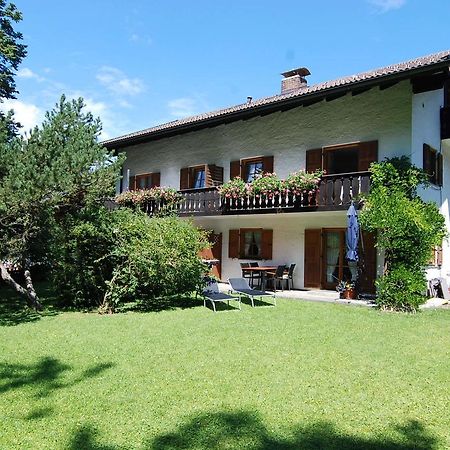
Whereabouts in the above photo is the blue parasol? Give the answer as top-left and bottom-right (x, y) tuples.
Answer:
(346, 202), (359, 262)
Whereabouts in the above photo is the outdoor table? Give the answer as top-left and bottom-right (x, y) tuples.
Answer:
(244, 266), (277, 290)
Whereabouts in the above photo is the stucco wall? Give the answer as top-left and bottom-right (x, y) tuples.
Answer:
(121, 81), (412, 188)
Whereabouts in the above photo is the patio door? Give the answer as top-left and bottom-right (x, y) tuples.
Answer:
(321, 229), (355, 290)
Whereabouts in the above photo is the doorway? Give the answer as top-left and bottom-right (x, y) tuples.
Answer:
(321, 228), (356, 290)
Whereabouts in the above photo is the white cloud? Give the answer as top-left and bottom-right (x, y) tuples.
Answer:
(129, 33), (152, 45)
(96, 66), (145, 97)
(0, 99), (43, 132)
(367, 0), (406, 13)
(167, 97), (199, 118)
(17, 67), (45, 82)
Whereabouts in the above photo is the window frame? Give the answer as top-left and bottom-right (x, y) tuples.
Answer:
(242, 157), (264, 183)
(192, 166), (206, 189)
(240, 228), (263, 259)
(423, 144), (443, 186)
(131, 172), (158, 191)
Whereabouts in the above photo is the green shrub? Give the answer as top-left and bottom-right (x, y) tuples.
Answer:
(376, 265), (426, 313)
(53, 207), (209, 311)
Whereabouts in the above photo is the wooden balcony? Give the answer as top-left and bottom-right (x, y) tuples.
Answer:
(173, 171), (370, 217)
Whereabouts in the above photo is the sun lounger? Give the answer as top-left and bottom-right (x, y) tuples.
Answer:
(228, 278), (276, 307)
(203, 281), (240, 312)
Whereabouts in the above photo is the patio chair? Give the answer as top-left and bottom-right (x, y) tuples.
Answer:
(228, 278), (276, 307)
(249, 262), (262, 288)
(266, 265), (287, 291)
(240, 262), (252, 280)
(203, 281), (240, 312)
(284, 263), (296, 290)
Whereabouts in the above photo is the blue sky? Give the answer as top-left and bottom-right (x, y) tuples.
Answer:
(3, 0), (450, 139)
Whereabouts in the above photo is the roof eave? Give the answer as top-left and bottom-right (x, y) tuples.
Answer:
(103, 60), (450, 150)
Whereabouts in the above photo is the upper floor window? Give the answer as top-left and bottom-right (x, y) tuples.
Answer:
(423, 144), (443, 186)
(193, 167), (206, 188)
(230, 156), (274, 181)
(244, 159), (264, 182)
(180, 164), (224, 190)
(306, 141), (378, 174)
(129, 172), (160, 191)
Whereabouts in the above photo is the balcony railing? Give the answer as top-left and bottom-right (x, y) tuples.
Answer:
(174, 171), (370, 216)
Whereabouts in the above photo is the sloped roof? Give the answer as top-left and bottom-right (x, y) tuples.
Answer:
(103, 50), (450, 148)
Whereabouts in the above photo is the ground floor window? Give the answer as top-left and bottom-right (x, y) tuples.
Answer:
(228, 228), (272, 260)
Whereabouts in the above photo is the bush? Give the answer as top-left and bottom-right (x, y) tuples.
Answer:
(376, 265), (426, 312)
(53, 207), (209, 311)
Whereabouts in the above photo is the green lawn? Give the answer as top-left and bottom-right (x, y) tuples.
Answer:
(1, 285), (449, 449)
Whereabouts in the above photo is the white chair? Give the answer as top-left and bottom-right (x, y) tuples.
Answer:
(228, 278), (276, 307)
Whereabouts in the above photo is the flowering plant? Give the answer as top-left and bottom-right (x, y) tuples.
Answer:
(116, 187), (182, 208)
(217, 176), (247, 199)
(336, 280), (356, 293)
(250, 172), (283, 198)
(282, 169), (324, 195)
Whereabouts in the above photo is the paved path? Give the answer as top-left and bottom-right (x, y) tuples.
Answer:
(218, 283), (374, 307)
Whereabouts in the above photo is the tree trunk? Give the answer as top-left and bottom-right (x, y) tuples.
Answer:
(0, 262), (43, 310)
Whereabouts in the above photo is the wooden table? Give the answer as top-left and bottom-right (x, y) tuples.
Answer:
(243, 266), (277, 290)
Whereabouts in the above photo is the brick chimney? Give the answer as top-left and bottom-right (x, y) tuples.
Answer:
(281, 67), (311, 94)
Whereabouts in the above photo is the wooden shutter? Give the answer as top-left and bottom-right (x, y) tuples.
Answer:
(437, 153), (443, 186)
(423, 144), (432, 176)
(152, 172), (161, 188)
(128, 175), (136, 191)
(304, 229), (321, 288)
(205, 164), (224, 187)
(359, 231), (377, 294)
(229, 229), (240, 259)
(306, 148), (322, 172)
(261, 229), (273, 260)
(180, 167), (189, 190)
(262, 155), (274, 174)
(230, 160), (241, 179)
(358, 141), (378, 171)
(436, 245), (443, 266)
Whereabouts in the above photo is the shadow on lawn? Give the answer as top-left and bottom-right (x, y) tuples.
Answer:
(68, 411), (441, 450)
(0, 356), (114, 399)
(0, 282), (60, 326)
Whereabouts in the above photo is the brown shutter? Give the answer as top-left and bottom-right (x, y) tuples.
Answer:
(204, 164), (212, 188)
(230, 160), (241, 179)
(306, 148), (322, 172)
(229, 229), (240, 259)
(423, 144), (432, 175)
(359, 231), (377, 294)
(436, 245), (443, 266)
(152, 172), (161, 188)
(180, 167), (189, 190)
(304, 229), (321, 288)
(129, 175), (136, 191)
(262, 155), (274, 174)
(261, 229), (273, 260)
(358, 141), (378, 171)
(437, 153), (443, 186)
(210, 165), (224, 186)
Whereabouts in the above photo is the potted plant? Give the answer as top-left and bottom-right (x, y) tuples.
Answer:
(336, 280), (357, 300)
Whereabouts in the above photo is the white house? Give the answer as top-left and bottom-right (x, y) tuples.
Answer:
(103, 50), (450, 293)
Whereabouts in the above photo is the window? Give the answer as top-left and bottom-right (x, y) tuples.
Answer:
(180, 165), (224, 190)
(193, 167), (206, 188)
(423, 144), (443, 186)
(306, 141), (378, 174)
(129, 172), (160, 191)
(228, 228), (273, 260)
(244, 160), (263, 182)
(230, 156), (274, 181)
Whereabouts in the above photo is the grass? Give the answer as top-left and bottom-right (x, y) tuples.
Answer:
(1, 284), (449, 449)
